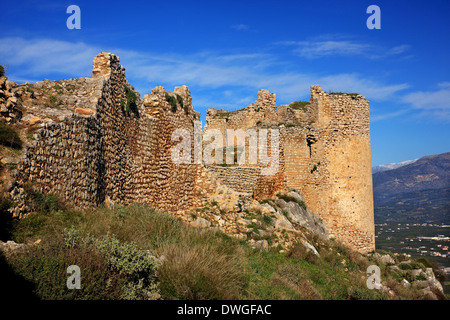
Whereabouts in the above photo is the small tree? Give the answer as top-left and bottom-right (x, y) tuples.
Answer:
(0, 65), (5, 77)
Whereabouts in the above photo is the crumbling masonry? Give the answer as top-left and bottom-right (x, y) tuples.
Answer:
(5, 53), (375, 253)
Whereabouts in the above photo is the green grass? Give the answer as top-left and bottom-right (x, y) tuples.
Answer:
(123, 85), (139, 118)
(1, 201), (434, 300)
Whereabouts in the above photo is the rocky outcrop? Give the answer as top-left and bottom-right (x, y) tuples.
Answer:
(273, 190), (328, 240)
(0, 76), (24, 123)
(0, 239), (41, 252)
(369, 253), (446, 300)
(178, 188), (328, 253)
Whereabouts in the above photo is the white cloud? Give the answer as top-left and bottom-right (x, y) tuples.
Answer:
(231, 24), (250, 31)
(277, 37), (411, 60)
(0, 37), (99, 78)
(403, 86), (450, 111)
(0, 36), (409, 107)
(370, 109), (408, 122)
(401, 85), (450, 121)
(438, 81), (450, 89)
(386, 45), (411, 55)
(293, 40), (371, 58)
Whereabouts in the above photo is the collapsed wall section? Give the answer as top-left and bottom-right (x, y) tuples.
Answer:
(204, 89), (286, 200)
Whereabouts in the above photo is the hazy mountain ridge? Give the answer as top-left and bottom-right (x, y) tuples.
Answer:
(372, 159), (418, 174)
(373, 152), (450, 224)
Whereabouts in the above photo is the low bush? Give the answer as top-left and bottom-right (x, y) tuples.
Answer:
(289, 101), (309, 111)
(0, 120), (22, 149)
(6, 235), (129, 299)
(165, 93), (177, 112)
(286, 242), (318, 265)
(124, 85), (139, 118)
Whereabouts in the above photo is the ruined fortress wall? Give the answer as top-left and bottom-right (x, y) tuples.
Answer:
(204, 89), (286, 200)
(204, 89), (278, 141)
(93, 55), (201, 213)
(204, 165), (259, 194)
(17, 116), (101, 210)
(16, 53), (137, 211)
(205, 85), (374, 253)
(139, 86), (199, 212)
(284, 86), (375, 253)
(321, 92), (374, 252)
(15, 53), (200, 215)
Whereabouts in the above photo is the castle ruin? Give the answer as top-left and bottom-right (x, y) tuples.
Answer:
(3, 53), (375, 253)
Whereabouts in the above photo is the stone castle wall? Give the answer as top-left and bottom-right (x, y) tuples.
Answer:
(278, 87), (374, 252)
(15, 53), (201, 215)
(204, 86), (375, 253)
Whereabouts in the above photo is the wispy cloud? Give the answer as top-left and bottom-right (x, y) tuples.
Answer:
(230, 24), (250, 31)
(277, 36), (411, 60)
(0, 37), (99, 78)
(371, 109), (409, 122)
(0, 37), (409, 108)
(402, 83), (450, 121)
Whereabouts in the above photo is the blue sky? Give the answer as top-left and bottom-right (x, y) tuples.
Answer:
(0, 0), (449, 166)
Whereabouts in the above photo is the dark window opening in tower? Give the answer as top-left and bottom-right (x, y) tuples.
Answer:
(306, 135), (317, 158)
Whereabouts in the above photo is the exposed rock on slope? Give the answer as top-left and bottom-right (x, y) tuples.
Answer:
(178, 188), (328, 252)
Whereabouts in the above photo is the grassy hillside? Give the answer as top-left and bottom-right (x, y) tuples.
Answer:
(0, 197), (443, 300)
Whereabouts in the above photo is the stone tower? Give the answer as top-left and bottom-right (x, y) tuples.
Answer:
(283, 85), (375, 253)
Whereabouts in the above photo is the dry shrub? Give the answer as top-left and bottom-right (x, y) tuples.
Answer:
(157, 243), (246, 300)
(5, 235), (129, 300)
(286, 242), (318, 264)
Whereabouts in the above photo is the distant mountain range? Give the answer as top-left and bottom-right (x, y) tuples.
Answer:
(373, 152), (450, 224)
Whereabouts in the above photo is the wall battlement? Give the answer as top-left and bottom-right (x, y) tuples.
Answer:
(4, 52), (375, 253)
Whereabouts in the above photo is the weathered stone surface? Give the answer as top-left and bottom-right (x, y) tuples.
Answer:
(401, 279), (411, 289)
(301, 240), (320, 257)
(1, 157), (19, 165)
(75, 107), (95, 115)
(191, 217), (211, 228)
(274, 193), (328, 240)
(379, 254), (396, 265)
